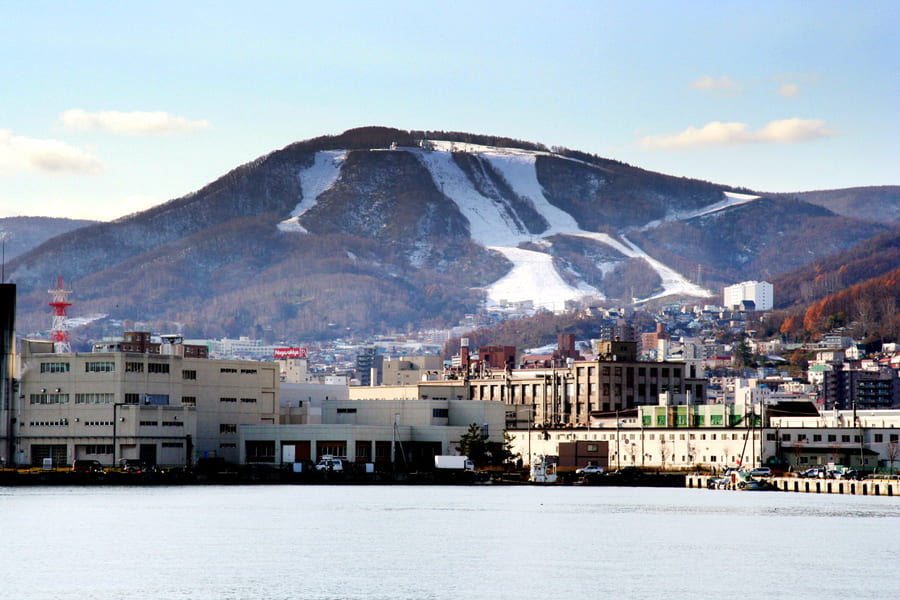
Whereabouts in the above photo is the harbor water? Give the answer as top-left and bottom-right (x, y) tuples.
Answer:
(1, 485), (897, 600)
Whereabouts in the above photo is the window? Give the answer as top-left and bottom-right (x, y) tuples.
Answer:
(891, 434), (899, 443)
(798, 434), (807, 442)
(181, 396), (197, 406)
(782, 433), (791, 441)
(125, 362), (144, 373)
(241, 369), (257, 374)
(161, 421), (182, 427)
(85, 420), (113, 427)
(767, 433), (776, 441)
(661, 368), (669, 377)
(85, 361), (115, 373)
(148, 362), (169, 374)
(145, 394), (170, 406)
(40, 362), (69, 373)
(240, 398), (257, 403)
(84, 444), (114, 455)
(841, 435), (850, 442)
(220, 397), (237, 403)
(874, 434), (883, 443)
(246, 441), (275, 462)
(587, 444), (598, 452)
(124, 393), (140, 404)
(432, 408), (449, 418)
(140, 421), (159, 427)
(828, 434), (837, 442)
(182, 370), (196, 380)
(30, 393), (69, 405)
(219, 443), (236, 449)
(75, 393), (115, 404)
(220, 424), (237, 434)
(220, 367), (237, 374)
(162, 442), (184, 448)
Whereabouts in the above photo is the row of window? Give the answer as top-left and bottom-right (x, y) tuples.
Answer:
(574, 366), (684, 379)
(84, 445), (114, 455)
(220, 397), (257, 403)
(75, 393), (115, 404)
(28, 420), (67, 427)
(30, 393), (69, 405)
(40, 362), (261, 380)
(775, 432), (899, 443)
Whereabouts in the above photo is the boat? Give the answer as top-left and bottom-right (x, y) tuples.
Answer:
(714, 469), (769, 491)
(530, 455), (557, 484)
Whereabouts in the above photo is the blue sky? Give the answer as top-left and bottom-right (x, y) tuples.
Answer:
(0, 1), (896, 221)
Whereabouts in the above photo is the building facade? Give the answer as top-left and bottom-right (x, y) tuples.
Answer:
(470, 341), (708, 428)
(13, 335), (279, 467)
(240, 398), (506, 470)
(723, 280), (773, 312)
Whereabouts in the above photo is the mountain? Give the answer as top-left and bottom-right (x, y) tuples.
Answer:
(771, 186), (900, 224)
(772, 224), (900, 309)
(0, 216), (96, 261)
(5, 126), (892, 342)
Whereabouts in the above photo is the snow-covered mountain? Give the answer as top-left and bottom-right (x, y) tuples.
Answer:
(6, 127), (889, 340)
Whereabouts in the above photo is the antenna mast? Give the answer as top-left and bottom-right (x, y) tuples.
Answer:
(48, 275), (72, 354)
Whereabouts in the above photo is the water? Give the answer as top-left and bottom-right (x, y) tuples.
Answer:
(0, 485), (897, 600)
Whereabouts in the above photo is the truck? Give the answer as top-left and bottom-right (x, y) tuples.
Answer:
(434, 455), (474, 471)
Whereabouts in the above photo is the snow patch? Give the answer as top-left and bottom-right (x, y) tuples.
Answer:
(277, 151), (347, 233)
(486, 246), (597, 311)
(412, 145), (711, 307)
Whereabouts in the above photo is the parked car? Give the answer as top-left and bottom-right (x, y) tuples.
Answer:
(315, 456), (350, 472)
(798, 468), (824, 478)
(576, 465), (605, 475)
(840, 470), (867, 480)
(748, 467), (773, 478)
(118, 458), (150, 473)
(72, 459), (104, 474)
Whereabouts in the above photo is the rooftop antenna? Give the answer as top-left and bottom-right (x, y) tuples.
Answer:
(48, 275), (73, 353)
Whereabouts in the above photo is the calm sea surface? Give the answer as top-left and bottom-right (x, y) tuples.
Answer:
(0, 484), (897, 600)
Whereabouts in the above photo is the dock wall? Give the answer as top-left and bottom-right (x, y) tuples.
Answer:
(686, 474), (899, 496)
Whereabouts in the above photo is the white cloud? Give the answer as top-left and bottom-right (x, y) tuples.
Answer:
(777, 83), (801, 97)
(0, 129), (104, 175)
(691, 75), (740, 93)
(640, 118), (833, 150)
(61, 109), (210, 136)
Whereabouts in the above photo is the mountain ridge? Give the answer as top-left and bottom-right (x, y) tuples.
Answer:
(5, 127), (893, 342)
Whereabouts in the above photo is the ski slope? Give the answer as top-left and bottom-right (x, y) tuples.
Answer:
(281, 143), (717, 310)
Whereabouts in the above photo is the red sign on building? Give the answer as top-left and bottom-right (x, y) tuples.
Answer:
(274, 347), (307, 359)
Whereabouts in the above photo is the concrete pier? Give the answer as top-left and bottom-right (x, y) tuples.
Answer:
(686, 473), (899, 496)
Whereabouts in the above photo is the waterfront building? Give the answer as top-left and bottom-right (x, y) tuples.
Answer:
(240, 398), (506, 470)
(508, 403), (900, 473)
(12, 333), (279, 467)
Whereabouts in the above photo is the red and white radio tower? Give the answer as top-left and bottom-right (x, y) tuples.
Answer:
(48, 275), (72, 354)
